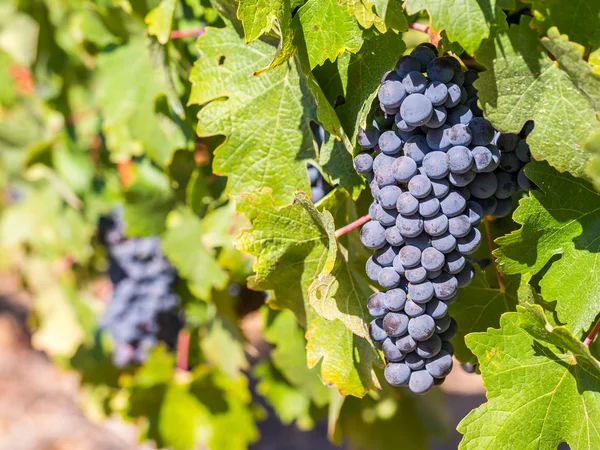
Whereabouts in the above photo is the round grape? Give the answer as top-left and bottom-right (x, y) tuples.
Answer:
(402, 71), (427, 94)
(470, 117), (495, 145)
(470, 172), (498, 199)
(456, 262), (475, 287)
(360, 220), (387, 249)
(435, 315), (451, 334)
(385, 362), (411, 386)
(448, 214), (471, 238)
(405, 352), (425, 370)
(353, 152), (374, 174)
(418, 195), (440, 217)
(410, 46), (436, 71)
(375, 165), (396, 187)
(446, 105), (473, 126)
(444, 251), (466, 274)
(381, 70), (402, 83)
(383, 312), (409, 337)
(400, 93), (434, 127)
(367, 292), (387, 317)
(422, 151), (449, 179)
(426, 125), (452, 151)
(465, 200), (483, 225)
(395, 55), (422, 77)
(408, 281), (434, 304)
(500, 151), (521, 173)
(366, 256), (382, 282)
(440, 191), (467, 217)
(426, 350), (453, 378)
(427, 106), (447, 129)
(372, 152), (397, 172)
(384, 289), (406, 311)
(392, 156), (418, 182)
(408, 174), (432, 198)
(404, 135), (432, 165)
(430, 231), (456, 253)
(379, 185), (402, 209)
(456, 228), (482, 254)
(437, 318), (458, 341)
(357, 128), (380, 148)
(447, 124), (472, 146)
(425, 81), (448, 106)
(497, 133), (518, 152)
(375, 204), (398, 226)
(378, 80), (406, 108)
(378, 267), (401, 288)
(425, 298), (448, 320)
(448, 170), (476, 187)
(383, 337), (405, 361)
(396, 333), (417, 353)
(396, 192), (419, 215)
(369, 319), (387, 342)
(444, 83), (462, 108)
(471, 146), (493, 172)
(517, 168), (535, 191)
(378, 130), (402, 155)
(408, 315), (435, 341)
(392, 255), (405, 275)
(421, 247), (445, 271)
(374, 244), (398, 266)
(432, 273), (458, 300)
(385, 226), (405, 246)
(495, 171), (516, 199)
(404, 297), (426, 317)
(398, 245), (422, 268)
(447, 146), (473, 174)
(492, 198), (513, 218)
(430, 177), (450, 198)
(405, 265), (427, 283)
(516, 140), (531, 163)
(475, 196), (497, 217)
(416, 334), (442, 359)
(427, 57), (454, 83)
(397, 214), (424, 238)
(423, 212), (449, 236)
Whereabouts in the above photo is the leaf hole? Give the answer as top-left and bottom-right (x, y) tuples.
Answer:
(334, 95), (345, 108)
(218, 55), (226, 66)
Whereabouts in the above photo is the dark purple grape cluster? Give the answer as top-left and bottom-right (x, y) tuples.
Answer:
(353, 44), (533, 394)
(98, 210), (182, 367)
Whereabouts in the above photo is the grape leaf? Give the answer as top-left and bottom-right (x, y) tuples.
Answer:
(405, 0), (513, 54)
(162, 208), (229, 300)
(524, 0), (600, 50)
(145, 0), (176, 44)
(295, 0), (363, 70)
(339, 0), (407, 33)
(189, 26), (315, 206)
(494, 161), (600, 334)
(475, 20), (600, 177)
(458, 304), (600, 449)
(96, 38), (189, 165)
(585, 129), (600, 190)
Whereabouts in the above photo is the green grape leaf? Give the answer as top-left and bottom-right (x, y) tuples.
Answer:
(405, 0), (513, 54)
(458, 304), (600, 449)
(339, 0), (407, 33)
(495, 161), (600, 334)
(295, 0), (363, 70)
(451, 265), (519, 363)
(312, 32), (405, 146)
(525, 0), (600, 50)
(96, 38), (190, 165)
(585, 129), (600, 189)
(145, 0), (177, 45)
(162, 208), (229, 300)
(189, 26), (315, 206)
(475, 21), (600, 177)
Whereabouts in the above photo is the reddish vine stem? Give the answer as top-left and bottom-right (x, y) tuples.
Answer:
(176, 329), (190, 370)
(483, 218), (505, 292)
(407, 22), (440, 46)
(335, 214), (370, 238)
(584, 320), (600, 346)
(170, 28), (205, 39)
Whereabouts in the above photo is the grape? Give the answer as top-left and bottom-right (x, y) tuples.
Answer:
(404, 298), (426, 317)
(430, 231), (456, 253)
(456, 262), (475, 287)
(360, 220), (387, 249)
(403, 71), (428, 94)
(432, 273), (458, 300)
(400, 93), (434, 126)
(416, 334), (442, 358)
(427, 269), (442, 280)
(464, 69), (478, 85)
(494, 171), (516, 199)
(437, 318), (458, 341)
(378, 80), (406, 108)
(373, 153), (397, 172)
(385, 362), (411, 386)
(378, 130), (402, 155)
(444, 83), (462, 108)
(465, 200), (483, 225)
(379, 185), (402, 209)
(369, 319), (387, 342)
(405, 265), (427, 283)
(421, 247), (445, 271)
(367, 292), (387, 317)
(410, 46), (436, 71)
(492, 198), (513, 218)
(440, 191), (467, 217)
(396, 214), (424, 238)
(497, 133), (518, 152)
(471, 146), (493, 172)
(405, 352), (425, 370)
(396, 55), (422, 77)
(353, 152), (374, 174)
(396, 333), (417, 353)
(427, 57), (454, 83)
(468, 97), (483, 117)
(475, 196), (497, 217)
(383, 312), (409, 337)
(384, 289), (407, 311)
(409, 315), (436, 341)
(357, 128), (380, 148)
(430, 177), (450, 198)
(308, 166), (320, 184)
(381, 70), (402, 83)
(375, 165), (396, 187)
(408, 281), (434, 303)
(444, 251), (466, 274)
(366, 256), (382, 282)
(425, 298), (448, 320)
(392, 156), (418, 182)
(470, 172), (498, 199)
(398, 245), (422, 268)
(418, 195), (440, 217)
(500, 151), (520, 173)
(374, 244), (398, 266)
(396, 192), (419, 215)
(426, 351), (453, 378)
(422, 151), (449, 179)
(423, 212), (449, 236)
(448, 170), (476, 187)
(469, 117), (495, 145)
(393, 255), (405, 275)
(451, 69), (465, 86)
(465, 85), (478, 99)
(447, 124), (472, 146)
(447, 146), (473, 174)
(383, 337), (405, 361)
(404, 135), (432, 165)
(516, 140), (531, 162)
(426, 105), (447, 129)
(408, 174), (433, 198)
(378, 267), (401, 288)
(375, 106), (396, 128)
(448, 214), (471, 238)
(456, 228), (482, 254)
(426, 125), (452, 151)
(405, 234), (431, 250)
(385, 226), (405, 246)
(425, 81), (448, 106)
(517, 168), (535, 191)
(376, 204), (398, 226)
(434, 315), (451, 334)
(446, 105), (473, 126)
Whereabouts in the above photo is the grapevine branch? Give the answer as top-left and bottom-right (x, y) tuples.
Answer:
(483, 218), (505, 291)
(584, 319), (600, 346)
(170, 28), (205, 39)
(408, 22), (440, 46)
(335, 214), (370, 238)
(176, 329), (190, 371)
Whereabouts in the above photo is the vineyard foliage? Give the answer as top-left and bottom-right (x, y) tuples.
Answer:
(0, 0), (599, 449)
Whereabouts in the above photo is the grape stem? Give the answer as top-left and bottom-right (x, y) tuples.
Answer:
(584, 319), (600, 346)
(483, 218), (505, 292)
(176, 329), (190, 371)
(335, 214), (371, 238)
(170, 28), (205, 39)
(407, 22), (440, 46)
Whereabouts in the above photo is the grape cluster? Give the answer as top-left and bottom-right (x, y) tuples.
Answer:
(308, 164), (332, 202)
(353, 44), (533, 394)
(98, 210), (183, 367)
